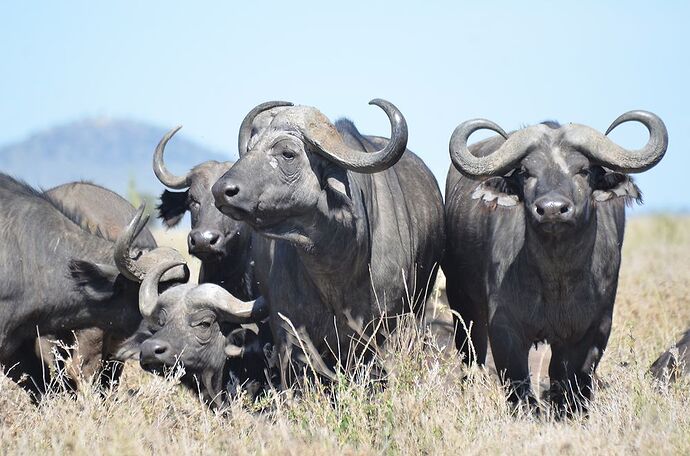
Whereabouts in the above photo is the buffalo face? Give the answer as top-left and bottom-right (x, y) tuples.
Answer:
(212, 100), (408, 244)
(134, 262), (269, 402)
(450, 113), (665, 239)
(212, 129), (324, 235)
(138, 288), (229, 376)
(153, 128), (244, 260)
(512, 140), (639, 236)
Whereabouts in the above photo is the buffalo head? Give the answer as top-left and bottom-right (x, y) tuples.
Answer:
(134, 261), (269, 402)
(211, 99), (407, 244)
(449, 111), (668, 236)
(68, 205), (189, 339)
(152, 129), (237, 260)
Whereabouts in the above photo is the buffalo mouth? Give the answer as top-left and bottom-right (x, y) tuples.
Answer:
(139, 356), (182, 375)
(534, 220), (577, 236)
(216, 202), (288, 232)
(188, 244), (227, 261)
(217, 203), (253, 222)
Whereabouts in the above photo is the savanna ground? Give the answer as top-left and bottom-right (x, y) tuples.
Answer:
(1, 216), (689, 455)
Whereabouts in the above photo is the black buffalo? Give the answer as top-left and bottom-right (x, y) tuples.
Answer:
(132, 260), (271, 407)
(0, 174), (187, 398)
(152, 109), (287, 300)
(140, 113), (288, 403)
(212, 100), (445, 384)
(32, 182), (158, 391)
(651, 329), (690, 382)
(443, 111), (667, 414)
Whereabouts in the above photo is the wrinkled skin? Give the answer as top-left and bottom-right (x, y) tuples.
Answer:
(213, 112), (445, 385)
(651, 329), (690, 382)
(0, 174), (178, 400)
(31, 182), (158, 392)
(134, 285), (273, 406)
(443, 122), (642, 415)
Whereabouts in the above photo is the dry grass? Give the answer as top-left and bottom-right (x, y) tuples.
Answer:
(1, 216), (689, 455)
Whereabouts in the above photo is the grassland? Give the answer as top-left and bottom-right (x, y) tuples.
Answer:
(1, 216), (689, 455)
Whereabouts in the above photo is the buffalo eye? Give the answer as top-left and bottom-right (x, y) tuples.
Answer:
(577, 168), (590, 178)
(281, 150), (296, 160)
(189, 200), (200, 211)
(156, 310), (167, 328)
(195, 320), (212, 329)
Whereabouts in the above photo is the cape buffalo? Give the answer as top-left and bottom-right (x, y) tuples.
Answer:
(132, 260), (270, 407)
(443, 111), (667, 414)
(0, 174), (187, 398)
(146, 112), (289, 402)
(212, 99), (445, 384)
(33, 182), (158, 391)
(651, 329), (690, 382)
(152, 106), (289, 300)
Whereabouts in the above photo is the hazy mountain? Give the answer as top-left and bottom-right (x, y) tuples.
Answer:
(0, 117), (229, 198)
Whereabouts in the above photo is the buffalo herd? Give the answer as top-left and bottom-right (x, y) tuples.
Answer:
(0, 99), (681, 417)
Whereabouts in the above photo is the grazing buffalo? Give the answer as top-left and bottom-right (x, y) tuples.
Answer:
(0, 174), (187, 398)
(212, 100), (445, 383)
(130, 261), (271, 407)
(32, 182), (158, 391)
(651, 329), (690, 382)
(443, 111), (667, 414)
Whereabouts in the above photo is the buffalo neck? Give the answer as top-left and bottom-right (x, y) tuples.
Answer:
(199, 229), (255, 300)
(522, 212), (598, 291)
(291, 183), (367, 282)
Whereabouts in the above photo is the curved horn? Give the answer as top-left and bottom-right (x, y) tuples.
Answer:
(139, 260), (185, 318)
(449, 119), (551, 177)
(238, 101), (294, 156)
(563, 110), (668, 173)
(191, 285), (269, 324)
(114, 205), (150, 282)
(305, 98), (408, 173)
(153, 126), (189, 189)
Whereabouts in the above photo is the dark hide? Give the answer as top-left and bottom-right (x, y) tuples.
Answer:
(213, 116), (445, 385)
(0, 175), (146, 398)
(443, 123), (642, 415)
(124, 284), (275, 408)
(651, 329), (690, 382)
(27, 182), (159, 392)
(157, 161), (259, 301)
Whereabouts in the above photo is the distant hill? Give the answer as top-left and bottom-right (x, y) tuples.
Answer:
(0, 117), (229, 198)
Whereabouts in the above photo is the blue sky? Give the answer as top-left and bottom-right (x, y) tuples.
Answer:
(1, 1), (688, 211)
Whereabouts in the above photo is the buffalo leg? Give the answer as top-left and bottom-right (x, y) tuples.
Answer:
(5, 340), (50, 401)
(488, 311), (533, 405)
(548, 316), (612, 417)
(447, 283), (488, 365)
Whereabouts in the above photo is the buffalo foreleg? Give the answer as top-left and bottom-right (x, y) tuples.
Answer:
(548, 315), (612, 417)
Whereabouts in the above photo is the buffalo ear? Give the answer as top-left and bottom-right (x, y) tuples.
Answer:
(224, 327), (263, 359)
(322, 165), (353, 208)
(472, 176), (521, 208)
(157, 190), (188, 227)
(68, 260), (119, 301)
(592, 168), (642, 204)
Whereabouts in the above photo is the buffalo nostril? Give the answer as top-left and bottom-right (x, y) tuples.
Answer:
(560, 205), (570, 214)
(154, 344), (168, 355)
(536, 206), (545, 216)
(208, 233), (220, 245)
(189, 236), (196, 246)
(224, 185), (239, 198)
